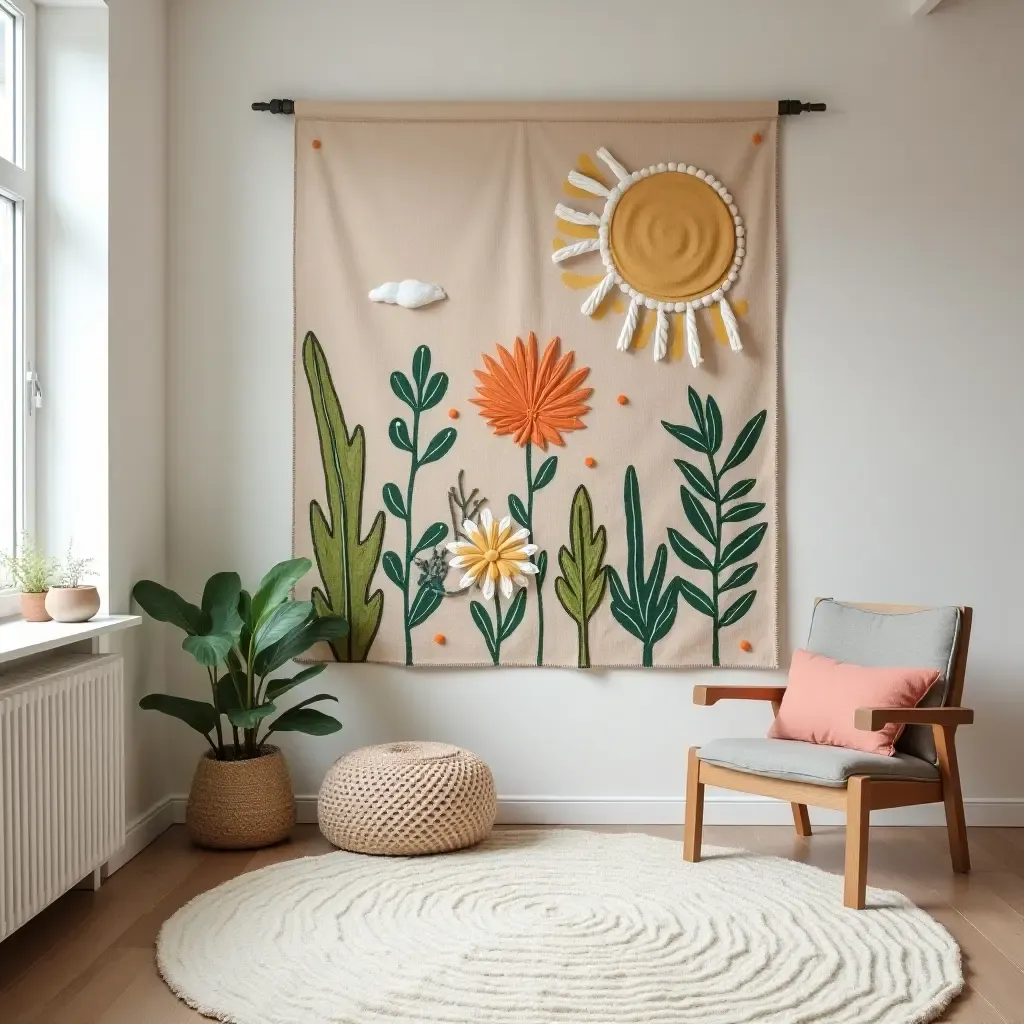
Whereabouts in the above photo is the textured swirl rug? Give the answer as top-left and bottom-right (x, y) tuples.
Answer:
(157, 830), (961, 1024)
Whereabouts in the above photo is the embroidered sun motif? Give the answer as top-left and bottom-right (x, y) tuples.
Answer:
(446, 508), (539, 602)
(552, 148), (746, 366)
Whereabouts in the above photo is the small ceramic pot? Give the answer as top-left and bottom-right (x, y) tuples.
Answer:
(186, 745), (296, 850)
(20, 591), (51, 622)
(44, 586), (101, 623)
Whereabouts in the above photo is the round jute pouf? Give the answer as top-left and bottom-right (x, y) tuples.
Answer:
(157, 831), (963, 1024)
(317, 741), (496, 855)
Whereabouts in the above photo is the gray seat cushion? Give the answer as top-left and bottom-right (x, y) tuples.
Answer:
(805, 600), (960, 763)
(698, 737), (939, 788)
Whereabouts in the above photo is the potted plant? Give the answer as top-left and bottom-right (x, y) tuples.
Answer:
(133, 557), (348, 849)
(0, 533), (59, 621)
(45, 542), (100, 623)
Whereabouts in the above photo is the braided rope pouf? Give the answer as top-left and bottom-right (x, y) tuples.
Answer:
(157, 830), (961, 1024)
(317, 742), (497, 855)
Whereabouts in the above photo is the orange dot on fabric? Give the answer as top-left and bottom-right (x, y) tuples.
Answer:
(617, 394), (629, 405)
(312, 139), (322, 150)
(740, 640), (753, 652)
(585, 457), (597, 468)
(752, 133), (763, 146)
(447, 408), (459, 420)
(433, 633), (446, 645)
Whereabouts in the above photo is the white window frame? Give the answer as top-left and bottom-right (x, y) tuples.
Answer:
(0, 0), (34, 618)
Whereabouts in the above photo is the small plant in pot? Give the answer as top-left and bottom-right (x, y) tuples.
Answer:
(46, 542), (100, 623)
(0, 533), (59, 621)
(134, 558), (348, 850)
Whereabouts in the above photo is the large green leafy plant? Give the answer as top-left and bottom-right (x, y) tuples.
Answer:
(134, 559), (348, 760)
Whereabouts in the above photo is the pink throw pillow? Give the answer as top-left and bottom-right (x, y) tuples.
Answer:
(768, 649), (940, 756)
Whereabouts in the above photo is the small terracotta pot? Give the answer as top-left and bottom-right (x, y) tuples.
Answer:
(20, 591), (51, 622)
(45, 586), (101, 623)
(186, 745), (296, 850)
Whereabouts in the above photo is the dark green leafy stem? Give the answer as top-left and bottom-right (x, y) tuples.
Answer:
(554, 485), (608, 668)
(508, 442), (556, 665)
(605, 466), (682, 667)
(302, 332), (386, 661)
(382, 345), (457, 665)
(663, 387), (767, 666)
(470, 588), (527, 665)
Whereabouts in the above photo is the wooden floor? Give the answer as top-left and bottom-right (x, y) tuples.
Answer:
(1, 824), (1023, 1023)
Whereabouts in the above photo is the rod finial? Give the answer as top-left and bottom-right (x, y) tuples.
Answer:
(778, 99), (827, 116)
(252, 99), (295, 115)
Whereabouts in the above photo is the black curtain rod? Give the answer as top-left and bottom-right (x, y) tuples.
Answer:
(251, 99), (826, 116)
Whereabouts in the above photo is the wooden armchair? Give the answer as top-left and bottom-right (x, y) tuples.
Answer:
(683, 600), (974, 909)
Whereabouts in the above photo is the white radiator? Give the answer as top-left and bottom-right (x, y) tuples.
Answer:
(0, 652), (124, 940)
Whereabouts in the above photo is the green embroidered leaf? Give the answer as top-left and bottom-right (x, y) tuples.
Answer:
(390, 371), (417, 409)
(661, 421), (707, 453)
(382, 483), (407, 520)
(687, 386), (707, 443)
(721, 501), (766, 524)
(413, 522), (448, 555)
(303, 332), (386, 662)
(389, 417), (413, 453)
(508, 493), (530, 529)
(718, 523), (768, 570)
(608, 467), (681, 664)
(419, 427), (457, 466)
(408, 585), (444, 628)
(720, 562), (757, 592)
(420, 372), (449, 411)
(498, 588), (528, 642)
(536, 549), (548, 588)
(719, 590), (757, 627)
(382, 551), (404, 589)
(675, 460), (715, 502)
(533, 456), (558, 491)
(668, 528), (714, 572)
(680, 487), (717, 547)
(554, 485), (607, 668)
(470, 600), (497, 660)
(678, 579), (715, 618)
(705, 395), (724, 455)
(721, 409), (767, 474)
(412, 345), (431, 394)
(722, 478), (756, 502)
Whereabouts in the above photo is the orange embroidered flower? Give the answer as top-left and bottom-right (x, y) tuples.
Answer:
(470, 332), (592, 449)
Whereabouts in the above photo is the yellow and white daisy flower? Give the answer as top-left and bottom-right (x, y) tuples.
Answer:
(446, 508), (539, 602)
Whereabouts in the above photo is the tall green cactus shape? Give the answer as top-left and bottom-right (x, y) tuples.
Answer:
(302, 331), (386, 661)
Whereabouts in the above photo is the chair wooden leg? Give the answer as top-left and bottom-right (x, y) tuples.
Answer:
(844, 776), (871, 909)
(791, 803), (812, 837)
(934, 725), (970, 874)
(683, 747), (704, 864)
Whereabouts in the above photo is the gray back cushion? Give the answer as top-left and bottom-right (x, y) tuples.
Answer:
(805, 601), (961, 763)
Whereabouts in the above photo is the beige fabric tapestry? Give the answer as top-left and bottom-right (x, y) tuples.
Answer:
(293, 101), (779, 669)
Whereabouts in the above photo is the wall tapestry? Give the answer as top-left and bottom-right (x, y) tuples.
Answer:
(293, 101), (779, 669)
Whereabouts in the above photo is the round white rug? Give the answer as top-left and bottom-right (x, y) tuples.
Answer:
(157, 830), (961, 1024)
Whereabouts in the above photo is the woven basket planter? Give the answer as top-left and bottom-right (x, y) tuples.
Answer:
(187, 746), (296, 850)
(318, 742), (497, 856)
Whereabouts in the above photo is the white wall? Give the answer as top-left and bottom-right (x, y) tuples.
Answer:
(166, 0), (1024, 824)
(107, 0), (169, 830)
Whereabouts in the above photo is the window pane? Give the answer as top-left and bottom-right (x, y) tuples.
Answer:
(0, 197), (14, 557)
(0, 7), (13, 164)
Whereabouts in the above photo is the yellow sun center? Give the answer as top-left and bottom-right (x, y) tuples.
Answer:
(485, 549), (500, 562)
(609, 173), (736, 304)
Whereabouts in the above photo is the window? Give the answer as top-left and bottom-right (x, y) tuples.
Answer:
(0, 0), (32, 607)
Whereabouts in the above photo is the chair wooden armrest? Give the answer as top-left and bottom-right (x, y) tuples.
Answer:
(853, 706), (975, 731)
(693, 685), (787, 707)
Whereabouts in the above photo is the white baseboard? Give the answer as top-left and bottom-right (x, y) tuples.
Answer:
(106, 796), (177, 875)
(161, 794), (1024, 829)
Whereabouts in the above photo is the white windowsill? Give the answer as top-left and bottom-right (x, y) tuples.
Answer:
(0, 615), (142, 666)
